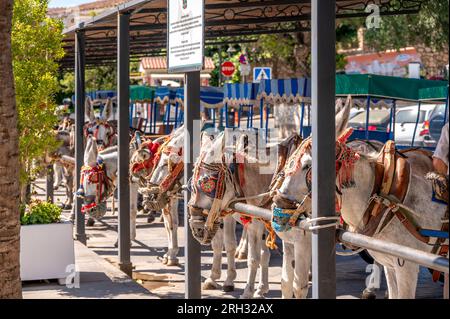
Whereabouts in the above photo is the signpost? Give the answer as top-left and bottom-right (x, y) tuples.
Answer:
(167, 0), (204, 73)
(253, 67), (272, 83)
(167, 0), (204, 299)
(221, 61), (235, 78)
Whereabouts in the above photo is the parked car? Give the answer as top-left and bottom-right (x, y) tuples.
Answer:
(424, 103), (448, 148)
(394, 104), (436, 147)
(348, 109), (391, 132)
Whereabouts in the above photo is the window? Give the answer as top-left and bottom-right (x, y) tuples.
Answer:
(396, 110), (426, 124)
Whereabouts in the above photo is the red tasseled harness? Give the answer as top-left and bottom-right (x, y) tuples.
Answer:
(79, 163), (113, 213)
(131, 141), (161, 175)
(83, 121), (116, 149)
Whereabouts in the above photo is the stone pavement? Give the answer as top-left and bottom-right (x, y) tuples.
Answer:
(22, 241), (156, 299)
(26, 179), (445, 299)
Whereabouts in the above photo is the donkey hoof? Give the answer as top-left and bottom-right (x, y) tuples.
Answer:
(86, 218), (95, 227)
(361, 289), (377, 300)
(222, 285), (234, 292)
(384, 290), (389, 299)
(114, 240), (118, 248)
(203, 279), (219, 290)
(239, 292), (254, 299)
(166, 258), (179, 266)
(64, 204), (72, 210)
(161, 257), (168, 265)
(147, 215), (155, 223)
(237, 252), (247, 260)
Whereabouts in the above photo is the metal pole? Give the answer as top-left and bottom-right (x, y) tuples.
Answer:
(218, 45), (223, 86)
(337, 229), (449, 273)
(45, 165), (54, 203)
(184, 71), (202, 298)
(74, 30), (86, 245)
(365, 95), (371, 140)
(117, 11), (132, 276)
(411, 101), (421, 147)
(311, 0), (336, 299)
(392, 100), (397, 140)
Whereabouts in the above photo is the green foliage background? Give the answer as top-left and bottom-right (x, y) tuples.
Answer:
(12, 0), (65, 186)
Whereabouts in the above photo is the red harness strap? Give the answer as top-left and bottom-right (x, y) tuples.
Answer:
(131, 141), (161, 175)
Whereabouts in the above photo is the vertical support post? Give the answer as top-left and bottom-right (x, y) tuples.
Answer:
(218, 45), (223, 86)
(444, 86), (449, 124)
(411, 101), (421, 147)
(365, 95), (371, 140)
(311, 0), (336, 299)
(117, 11), (132, 276)
(392, 100), (397, 140)
(184, 71), (202, 299)
(74, 30), (86, 245)
(46, 165), (54, 203)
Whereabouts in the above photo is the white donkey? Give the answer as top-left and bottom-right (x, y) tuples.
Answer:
(78, 135), (139, 245)
(188, 128), (296, 298)
(274, 98), (448, 299)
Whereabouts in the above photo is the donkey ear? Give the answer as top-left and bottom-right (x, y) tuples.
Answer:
(135, 131), (142, 147)
(102, 98), (113, 120)
(335, 95), (352, 137)
(84, 136), (98, 166)
(85, 97), (95, 122)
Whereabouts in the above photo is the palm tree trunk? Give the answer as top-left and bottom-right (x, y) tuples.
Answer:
(0, 0), (23, 299)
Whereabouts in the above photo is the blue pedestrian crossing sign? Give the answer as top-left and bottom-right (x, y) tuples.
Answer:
(253, 67), (272, 83)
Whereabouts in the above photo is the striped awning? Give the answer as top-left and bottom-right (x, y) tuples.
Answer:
(141, 57), (215, 71)
(223, 83), (260, 107)
(175, 86), (224, 109)
(154, 86), (178, 105)
(257, 78), (311, 104)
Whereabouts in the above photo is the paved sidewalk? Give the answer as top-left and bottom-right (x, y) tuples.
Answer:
(22, 241), (156, 299)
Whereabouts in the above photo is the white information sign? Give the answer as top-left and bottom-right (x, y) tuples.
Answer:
(167, 0), (204, 73)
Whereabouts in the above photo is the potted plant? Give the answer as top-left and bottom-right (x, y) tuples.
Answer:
(20, 200), (75, 284)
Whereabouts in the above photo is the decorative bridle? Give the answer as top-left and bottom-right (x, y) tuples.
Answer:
(83, 120), (116, 149)
(190, 137), (279, 249)
(76, 158), (114, 213)
(272, 128), (360, 232)
(130, 140), (161, 181)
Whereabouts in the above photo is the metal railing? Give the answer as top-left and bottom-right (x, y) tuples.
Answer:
(228, 202), (449, 274)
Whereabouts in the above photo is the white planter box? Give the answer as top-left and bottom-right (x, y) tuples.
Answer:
(20, 221), (75, 282)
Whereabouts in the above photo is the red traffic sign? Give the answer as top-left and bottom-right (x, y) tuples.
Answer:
(221, 61), (235, 77)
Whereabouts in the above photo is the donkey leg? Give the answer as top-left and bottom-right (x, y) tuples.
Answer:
(129, 183), (138, 241)
(255, 229), (270, 298)
(166, 199), (179, 266)
(236, 227), (248, 260)
(384, 265), (398, 299)
(222, 215), (237, 292)
(394, 261), (419, 299)
(240, 224), (260, 299)
(203, 228), (223, 290)
(53, 162), (63, 189)
(293, 231), (311, 299)
(64, 172), (74, 208)
(281, 240), (295, 299)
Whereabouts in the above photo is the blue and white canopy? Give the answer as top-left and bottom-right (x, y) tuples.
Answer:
(257, 78), (311, 104)
(175, 86), (224, 109)
(154, 86), (178, 105)
(223, 83), (260, 107)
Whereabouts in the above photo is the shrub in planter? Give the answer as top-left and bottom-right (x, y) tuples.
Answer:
(20, 200), (74, 283)
(20, 200), (62, 225)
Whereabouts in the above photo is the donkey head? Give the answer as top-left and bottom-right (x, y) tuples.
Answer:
(273, 95), (353, 216)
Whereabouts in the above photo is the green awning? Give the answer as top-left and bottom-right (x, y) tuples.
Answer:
(418, 85), (449, 101)
(336, 74), (448, 101)
(130, 85), (156, 102)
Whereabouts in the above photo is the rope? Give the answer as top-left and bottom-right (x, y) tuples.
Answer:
(300, 216), (341, 231)
(336, 247), (365, 256)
